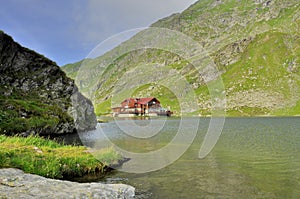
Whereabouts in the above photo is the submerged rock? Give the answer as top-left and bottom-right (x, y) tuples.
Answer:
(0, 168), (135, 199)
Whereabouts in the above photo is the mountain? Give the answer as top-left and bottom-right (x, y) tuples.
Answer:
(62, 0), (300, 116)
(0, 31), (97, 136)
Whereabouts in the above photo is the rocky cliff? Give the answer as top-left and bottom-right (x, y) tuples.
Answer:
(0, 31), (97, 136)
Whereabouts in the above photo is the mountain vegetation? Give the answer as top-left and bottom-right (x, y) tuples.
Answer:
(62, 0), (300, 116)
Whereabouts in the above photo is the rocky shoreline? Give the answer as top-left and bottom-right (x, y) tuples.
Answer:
(0, 168), (135, 199)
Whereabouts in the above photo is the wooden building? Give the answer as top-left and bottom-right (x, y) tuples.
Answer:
(112, 97), (172, 117)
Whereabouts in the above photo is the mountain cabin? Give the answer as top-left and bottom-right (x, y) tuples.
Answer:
(112, 97), (173, 117)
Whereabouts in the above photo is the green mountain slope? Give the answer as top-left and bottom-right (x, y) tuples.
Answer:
(62, 0), (300, 116)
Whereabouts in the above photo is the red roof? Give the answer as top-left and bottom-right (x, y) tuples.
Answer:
(121, 97), (160, 105)
(137, 98), (156, 105)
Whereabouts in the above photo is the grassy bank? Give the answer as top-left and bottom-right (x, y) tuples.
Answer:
(0, 135), (121, 179)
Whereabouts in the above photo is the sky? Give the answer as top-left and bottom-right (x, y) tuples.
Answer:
(0, 0), (198, 66)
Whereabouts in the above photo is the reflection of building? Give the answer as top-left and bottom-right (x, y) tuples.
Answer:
(112, 97), (173, 117)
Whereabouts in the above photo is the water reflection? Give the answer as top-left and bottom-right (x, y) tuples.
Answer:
(66, 117), (300, 198)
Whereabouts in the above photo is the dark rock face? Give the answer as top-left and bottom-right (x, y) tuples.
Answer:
(0, 31), (96, 136)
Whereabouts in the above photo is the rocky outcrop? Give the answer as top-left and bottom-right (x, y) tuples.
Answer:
(0, 168), (135, 199)
(69, 90), (97, 132)
(0, 31), (96, 136)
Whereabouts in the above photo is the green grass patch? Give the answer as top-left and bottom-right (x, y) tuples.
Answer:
(0, 135), (122, 179)
(95, 99), (112, 116)
(226, 106), (270, 117)
(272, 100), (300, 116)
(0, 98), (73, 135)
(61, 60), (83, 79)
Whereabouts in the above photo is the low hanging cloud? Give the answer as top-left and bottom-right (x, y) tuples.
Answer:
(73, 0), (198, 47)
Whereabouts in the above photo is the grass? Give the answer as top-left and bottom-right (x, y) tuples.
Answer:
(0, 135), (122, 179)
(214, 31), (300, 116)
(0, 83), (74, 136)
(272, 100), (300, 116)
(61, 60), (83, 79)
(95, 100), (112, 116)
(0, 98), (73, 135)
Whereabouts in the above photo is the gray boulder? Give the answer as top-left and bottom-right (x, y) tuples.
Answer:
(0, 168), (135, 199)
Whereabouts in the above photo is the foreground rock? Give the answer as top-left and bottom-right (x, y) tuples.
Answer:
(0, 168), (135, 199)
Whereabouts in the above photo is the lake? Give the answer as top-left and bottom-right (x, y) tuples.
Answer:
(72, 117), (300, 198)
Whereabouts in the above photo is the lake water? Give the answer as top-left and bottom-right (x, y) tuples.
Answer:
(73, 117), (300, 198)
